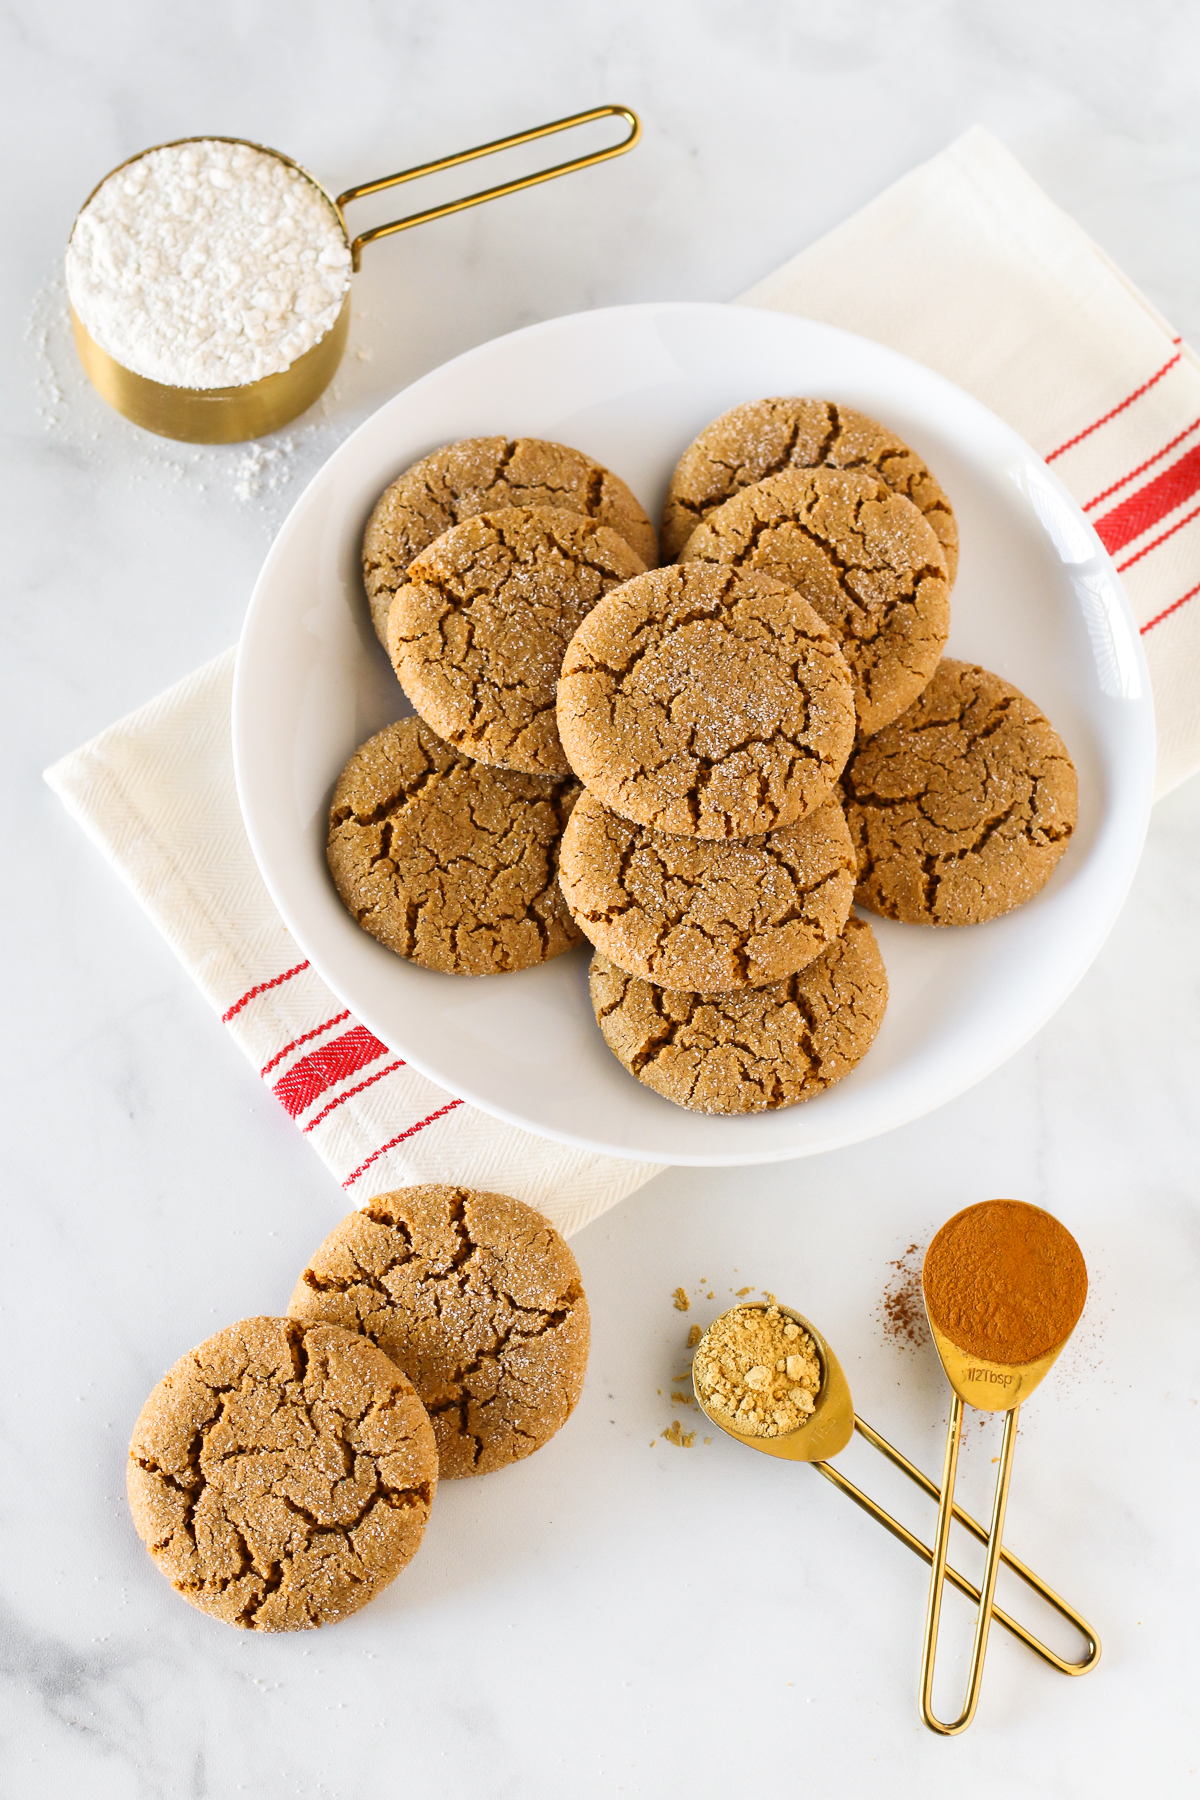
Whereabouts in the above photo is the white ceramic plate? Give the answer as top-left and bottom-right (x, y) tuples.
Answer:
(233, 302), (1154, 1166)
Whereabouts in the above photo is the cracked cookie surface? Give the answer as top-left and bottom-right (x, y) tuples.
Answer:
(680, 467), (951, 737)
(363, 436), (658, 645)
(127, 1317), (437, 1631)
(589, 916), (888, 1113)
(387, 506), (646, 775)
(327, 716), (582, 975)
(287, 1186), (590, 1479)
(660, 397), (958, 577)
(556, 563), (856, 838)
(842, 659), (1078, 925)
(560, 789), (855, 990)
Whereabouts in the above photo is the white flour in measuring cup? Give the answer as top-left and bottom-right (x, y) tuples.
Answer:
(65, 140), (352, 389)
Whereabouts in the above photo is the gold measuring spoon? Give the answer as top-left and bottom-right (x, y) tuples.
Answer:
(68, 107), (640, 443)
(918, 1201), (1090, 1736)
(692, 1301), (1099, 1680)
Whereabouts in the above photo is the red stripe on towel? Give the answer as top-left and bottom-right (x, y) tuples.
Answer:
(222, 960), (310, 1022)
(272, 1025), (390, 1119)
(1084, 417), (1200, 512)
(1094, 444), (1200, 554)
(260, 1010), (352, 1078)
(341, 1100), (465, 1188)
(1141, 579), (1200, 635)
(1115, 501), (1200, 573)
(300, 1058), (405, 1133)
(1045, 349), (1182, 463)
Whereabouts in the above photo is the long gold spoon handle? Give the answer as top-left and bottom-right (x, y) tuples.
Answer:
(918, 1400), (1019, 1735)
(851, 1414), (1100, 1674)
(812, 1437), (1073, 1674)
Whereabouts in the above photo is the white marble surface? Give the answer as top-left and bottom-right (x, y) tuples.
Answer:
(4, 3), (1200, 1794)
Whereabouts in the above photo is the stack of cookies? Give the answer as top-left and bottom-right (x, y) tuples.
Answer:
(127, 1185), (589, 1632)
(330, 437), (656, 976)
(329, 402), (1078, 1119)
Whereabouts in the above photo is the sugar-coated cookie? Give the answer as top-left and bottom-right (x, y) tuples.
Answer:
(327, 716), (581, 975)
(559, 789), (855, 990)
(589, 917), (887, 1113)
(363, 436), (658, 645)
(661, 397), (958, 578)
(680, 467), (951, 737)
(288, 1187), (589, 1479)
(387, 506), (645, 776)
(557, 563), (856, 839)
(127, 1317), (437, 1630)
(842, 659), (1078, 925)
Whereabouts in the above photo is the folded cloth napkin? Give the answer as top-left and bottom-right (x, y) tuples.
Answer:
(45, 650), (664, 1239)
(46, 126), (1200, 1235)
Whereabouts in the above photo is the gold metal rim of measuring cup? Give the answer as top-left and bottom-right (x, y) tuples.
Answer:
(67, 107), (642, 445)
(692, 1301), (1100, 1682)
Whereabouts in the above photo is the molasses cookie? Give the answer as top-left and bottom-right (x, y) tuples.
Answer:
(387, 506), (645, 776)
(363, 436), (658, 645)
(127, 1317), (437, 1631)
(680, 468), (951, 737)
(556, 563), (856, 839)
(842, 659), (1078, 925)
(288, 1186), (590, 1480)
(559, 789), (855, 990)
(661, 397), (958, 577)
(588, 916), (888, 1113)
(327, 716), (582, 975)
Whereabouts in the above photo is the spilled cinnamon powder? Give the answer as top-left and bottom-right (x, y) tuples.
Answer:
(878, 1240), (930, 1352)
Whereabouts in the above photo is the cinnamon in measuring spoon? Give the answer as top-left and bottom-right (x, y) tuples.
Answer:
(923, 1200), (1087, 1365)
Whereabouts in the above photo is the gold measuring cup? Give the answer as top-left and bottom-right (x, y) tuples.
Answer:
(918, 1201), (1090, 1736)
(692, 1302), (1100, 1680)
(68, 106), (640, 445)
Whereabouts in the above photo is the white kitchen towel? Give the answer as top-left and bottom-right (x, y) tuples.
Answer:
(741, 125), (1200, 797)
(45, 650), (664, 1239)
(47, 126), (1200, 1235)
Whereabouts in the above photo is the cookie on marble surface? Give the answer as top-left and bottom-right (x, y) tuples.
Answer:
(842, 659), (1078, 925)
(387, 506), (646, 776)
(556, 563), (856, 839)
(287, 1186), (590, 1480)
(327, 716), (582, 975)
(559, 788), (855, 990)
(363, 436), (658, 645)
(660, 396), (958, 577)
(588, 916), (888, 1113)
(679, 467), (951, 737)
(127, 1316), (437, 1631)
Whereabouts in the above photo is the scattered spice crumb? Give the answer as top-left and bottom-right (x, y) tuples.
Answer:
(672, 1374), (691, 1382)
(763, 1292), (777, 1304)
(735, 1287), (752, 1297)
(877, 1239), (931, 1353)
(707, 1292), (715, 1299)
(704, 1437), (713, 1445)
(673, 1287), (691, 1312)
(686, 1325), (702, 1348)
(661, 1421), (696, 1447)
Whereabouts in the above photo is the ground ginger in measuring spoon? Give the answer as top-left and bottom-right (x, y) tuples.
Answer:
(66, 140), (352, 390)
(693, 1305), (822, 1436)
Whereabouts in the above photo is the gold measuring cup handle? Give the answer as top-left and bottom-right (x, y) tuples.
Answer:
(336, 105), (642, 270)
(812, 1413), (1100, 1681)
